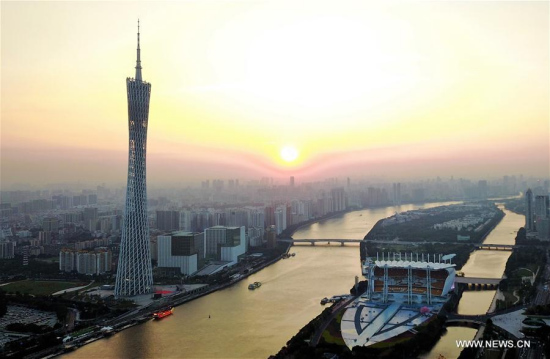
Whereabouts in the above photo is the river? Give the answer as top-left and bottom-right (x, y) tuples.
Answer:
(422, 205), (524, 358)
(64, 202), (523, 359)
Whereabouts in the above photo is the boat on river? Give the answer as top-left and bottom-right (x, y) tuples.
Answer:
(248, 282), (261, 290)
(153, 307), (174, 319)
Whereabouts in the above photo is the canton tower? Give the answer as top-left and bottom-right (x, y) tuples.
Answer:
(115, 21), (154, 297)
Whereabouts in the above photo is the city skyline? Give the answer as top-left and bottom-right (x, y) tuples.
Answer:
(1, 1), (549, 189)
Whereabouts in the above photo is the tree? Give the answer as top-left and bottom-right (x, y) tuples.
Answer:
(0, 290), (7, 317)
(515, 227), (527, 242)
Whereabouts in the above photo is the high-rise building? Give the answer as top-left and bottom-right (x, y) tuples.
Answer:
(83, 207), (98, 231)
(226, 208), (248, 227)
(59, 248), (76, 272)
(331, 187), (346, 212)
(247, 227), (264, 247)
(179, 209), (195, 232)
(156, 210), (180, 231)
(525, 189), (534, 231)
(204, 226), (246, 263)
(477, 180), (488, 199)
(534, 195), (549, 220)
(274, 206), (287, 235)
(248, 208), (265, 228)
(266, 225), (277, 248)
(392, 183), (402, 205)
(0, 241), (15, 259)
(42, 217), (59, 232)
(535, 195), (550, 240)
(157, 231), (204, 275)
(88, 194), (98, 205)
(60, 248), (112, 275)
(537, 219), (550, 240)
(290, 176), (295, 187)
(264, 206), (275, 228)
(115, 22), (154, 297)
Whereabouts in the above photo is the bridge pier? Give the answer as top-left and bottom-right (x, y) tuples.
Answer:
(340, 241), (344, 246)
(310, 241), (315, 246)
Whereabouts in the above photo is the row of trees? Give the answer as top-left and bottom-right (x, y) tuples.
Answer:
(0, 290), (7, 317)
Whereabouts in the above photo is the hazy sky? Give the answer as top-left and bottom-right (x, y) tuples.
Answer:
(1, 1), (548, 188)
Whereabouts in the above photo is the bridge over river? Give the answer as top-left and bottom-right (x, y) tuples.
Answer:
(455, 277), (502, 286)
(279, 238), (362, 246)
(445, 305), (526, 329)
(280, 238), (520, 250)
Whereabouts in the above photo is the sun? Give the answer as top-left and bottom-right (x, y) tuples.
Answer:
(280, 146), (299, 163)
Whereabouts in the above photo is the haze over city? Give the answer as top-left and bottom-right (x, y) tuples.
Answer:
(1, 1), (548, 188)
(3, 2), (550, 358)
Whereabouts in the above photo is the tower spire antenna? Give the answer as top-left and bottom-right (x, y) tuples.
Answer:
(135, 19), (142, 81)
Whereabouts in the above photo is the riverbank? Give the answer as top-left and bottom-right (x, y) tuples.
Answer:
(496, 245), (547, 310)
(364, 202), (504, 243)
(58, 200), (507, 359)
(286, 201), (463, 239)
(272, 296), (450, 358)
(479, 210), (506, 243)
(281, 203), (520, 358)
(168, 244), (292, 308)
(9, 244), (294, 359)
(280, 210), (352, 238)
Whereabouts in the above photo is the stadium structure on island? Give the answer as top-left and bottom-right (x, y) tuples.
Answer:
(365, 252), (456, 305)
(341, 253), (456, 349)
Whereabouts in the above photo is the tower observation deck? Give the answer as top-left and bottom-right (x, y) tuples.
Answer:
(115, 21), (154, 297)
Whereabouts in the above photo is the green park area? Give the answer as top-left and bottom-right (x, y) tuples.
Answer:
(321, 311), (346, 346)
(1, 280), (88, 296)
(497, 247), (547, 309)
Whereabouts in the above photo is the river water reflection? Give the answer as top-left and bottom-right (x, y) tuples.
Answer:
(458, 207), (523, 316)
(64, 202), (522, 359)
(423, 206), (524, 357)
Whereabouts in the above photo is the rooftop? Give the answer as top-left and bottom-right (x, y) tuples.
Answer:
(341, 299), (442, 348)
(491, 309), (527, 339)
(373, 260), (455, 270)
(169, 231), (197, 237)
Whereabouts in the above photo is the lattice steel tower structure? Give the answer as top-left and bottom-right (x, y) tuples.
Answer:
(115, 21), (154, 297)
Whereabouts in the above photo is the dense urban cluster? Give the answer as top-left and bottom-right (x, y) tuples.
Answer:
(0, 175), (537, 265)
(1, 172), (548, 357)
(524, 188), (550, 241)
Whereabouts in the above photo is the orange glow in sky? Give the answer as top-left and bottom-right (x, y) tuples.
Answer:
(1, 1), (548, 187)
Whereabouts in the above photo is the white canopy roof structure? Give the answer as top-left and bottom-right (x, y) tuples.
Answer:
(373, 260), (455, 270)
